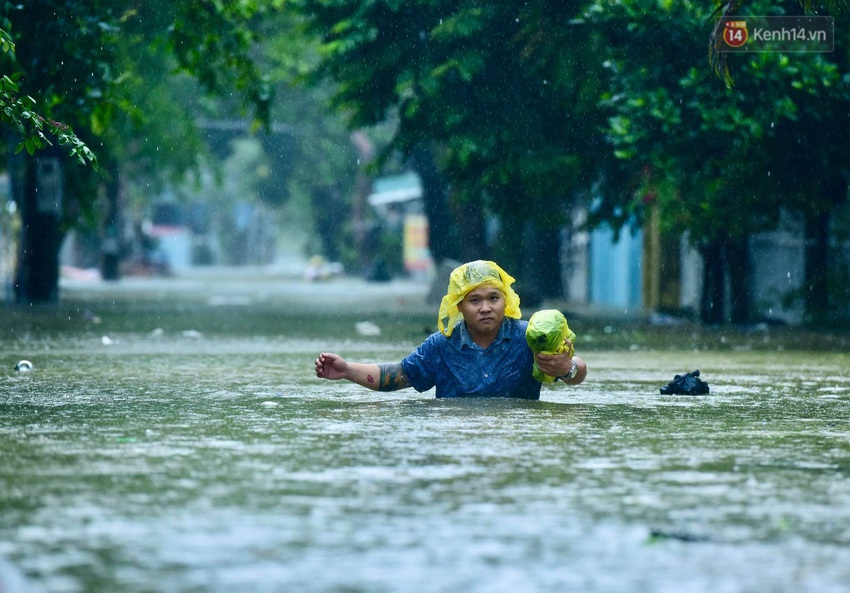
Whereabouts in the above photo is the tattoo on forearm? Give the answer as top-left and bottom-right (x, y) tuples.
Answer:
(378, 363), (410, 391)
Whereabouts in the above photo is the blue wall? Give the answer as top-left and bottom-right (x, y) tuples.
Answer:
(589, 225), (643, 309)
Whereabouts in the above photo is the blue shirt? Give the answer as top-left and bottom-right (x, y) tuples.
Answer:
(401, 318), (542, 399)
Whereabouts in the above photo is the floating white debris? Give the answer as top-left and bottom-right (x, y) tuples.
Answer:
(261, 401), (279, 407)
(355, 321), (381, 336)
(82, 309), (102, 324)
(149, 328), (165, 338)
(181, 330), (204, 339)
(209, 296), (251, 306)
(101, 336), (115, 345)
(14, 360), (33, 372)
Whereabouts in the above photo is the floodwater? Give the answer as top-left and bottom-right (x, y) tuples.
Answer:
(2, 268), (850, 593)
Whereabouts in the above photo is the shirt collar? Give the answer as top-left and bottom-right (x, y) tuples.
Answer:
(457, 318), (512, 350)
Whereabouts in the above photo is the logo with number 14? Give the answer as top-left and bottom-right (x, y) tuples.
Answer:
(724, 20), (749, 47)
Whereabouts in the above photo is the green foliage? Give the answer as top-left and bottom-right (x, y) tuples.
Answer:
(2, 1), (292, 226)
(709, 0), (849, 84)
(291, 0), (848, 322)
(294, 0), (607, 232)
(293, 0), (847, 247)
(0, 28), (97, 166)
(166, 0), (280, 126)
(591, 0), (849, 246)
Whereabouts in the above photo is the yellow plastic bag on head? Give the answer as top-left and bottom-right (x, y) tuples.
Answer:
(525, 309), (576, 383)
(438, 260), (522, 337)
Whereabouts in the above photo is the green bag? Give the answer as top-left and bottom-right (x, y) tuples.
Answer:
(525, 309), (576, 383)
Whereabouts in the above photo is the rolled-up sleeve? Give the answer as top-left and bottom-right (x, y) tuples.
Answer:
(402, 336), (438, 393)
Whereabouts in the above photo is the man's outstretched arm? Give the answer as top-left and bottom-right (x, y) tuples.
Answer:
(315, 352), (411, 391)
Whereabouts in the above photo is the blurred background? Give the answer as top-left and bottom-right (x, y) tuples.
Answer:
(2, 0), (848, 327)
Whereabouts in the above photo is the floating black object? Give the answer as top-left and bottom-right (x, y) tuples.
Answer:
(660, 370), (709, 395)
(648, 528), (710, 543)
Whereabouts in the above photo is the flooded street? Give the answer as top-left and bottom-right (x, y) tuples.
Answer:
(2, 268), (850, 592)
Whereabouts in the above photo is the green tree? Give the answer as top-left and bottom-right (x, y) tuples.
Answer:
(2, 0), (282, 303)
(591, 0), (849, 324)
(293, 0), (607, 298)
(294, 0), (850, 323)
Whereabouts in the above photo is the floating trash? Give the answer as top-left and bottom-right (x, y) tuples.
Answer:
(149, 328), (165, 338)
(181, 330), (204, 339)
(355, 321), (381, 336)
(659, 369), (710, 395)
(648, 528), (710, 543)
(82, 309), (102, 324)
(101, 336), (116, 346)
(14, 360), (33, 372)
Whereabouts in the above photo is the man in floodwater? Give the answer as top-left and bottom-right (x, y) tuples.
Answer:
(314, 260), (586, 399)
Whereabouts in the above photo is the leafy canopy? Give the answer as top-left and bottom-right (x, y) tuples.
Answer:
(0, 28), (96, 166)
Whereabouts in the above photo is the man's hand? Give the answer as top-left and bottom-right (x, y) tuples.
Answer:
(315, 352), (348, 380)
(535, 339), (586, 385)
(534, 350), (573, 378)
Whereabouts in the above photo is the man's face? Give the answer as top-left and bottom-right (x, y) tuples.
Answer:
(457, 286), (506, 336)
